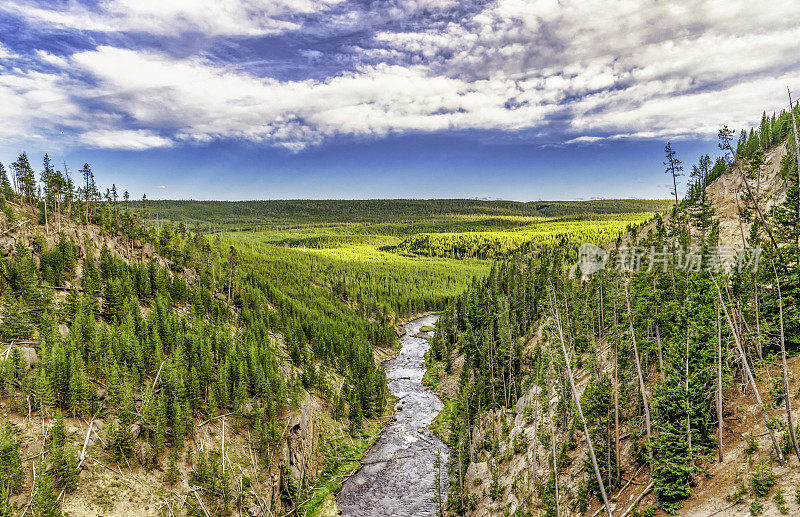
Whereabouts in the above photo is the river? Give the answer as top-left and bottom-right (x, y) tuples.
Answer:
(337, 314), (449, 516)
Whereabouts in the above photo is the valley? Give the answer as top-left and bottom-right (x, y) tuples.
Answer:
(0, 105), (798, 517)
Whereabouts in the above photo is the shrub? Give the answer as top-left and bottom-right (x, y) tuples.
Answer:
(774, 487), (789, 515)
(751, 458), (775, 497)
(513, 431), (529, 454)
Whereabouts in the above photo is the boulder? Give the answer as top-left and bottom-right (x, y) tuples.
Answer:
(18, 347), (38, 369)
(141, 243), (155, 259)
(135, 441), (155, 467)
(10, 494), (26, 509)
(58, 324), (69, 338)
(184, 267), (200, 285)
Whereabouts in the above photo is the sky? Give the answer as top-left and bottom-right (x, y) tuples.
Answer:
(1, 1), (799, 201)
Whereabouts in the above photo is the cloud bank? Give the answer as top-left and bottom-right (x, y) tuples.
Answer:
(1, 0), (799, 151)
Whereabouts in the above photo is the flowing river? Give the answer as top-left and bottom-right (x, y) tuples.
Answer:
(338, 314), (449, 516)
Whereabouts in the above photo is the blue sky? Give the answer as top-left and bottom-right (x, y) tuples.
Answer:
(1, 1), (799, 201)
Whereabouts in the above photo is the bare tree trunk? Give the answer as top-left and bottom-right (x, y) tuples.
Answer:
(549, 373), (560, 517)
(712, 276), (784, 464)
(655, 324), (665, 374)
(788, 88), (800, 254)
(788, 88), (800, 191)
(736, 198), (747, 248)
(717, 304), (724, 463)
(624, 284), (653, 460)
(458, 431), (464, 510)
(488, 325), (497, 404)
(532, 391), (538, 484)
(734, 160), (778, 248)
(599, 276), (605, 340)
(754, 284), (762, 361)
(774, 265), (800, 464)
(614, 306), (621, 482)
(554, 305), (612, 517)
(685, 335), (692, 455)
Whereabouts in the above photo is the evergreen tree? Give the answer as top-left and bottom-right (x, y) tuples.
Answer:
(10, 153), (36, 204)
(33, 471), (62, 517)
(664, 142), (683, 208)
(0, 424), (24, 494)
(0, 163), (11, 198)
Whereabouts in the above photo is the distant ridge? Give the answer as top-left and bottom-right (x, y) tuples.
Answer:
(147, 198), (672, 231)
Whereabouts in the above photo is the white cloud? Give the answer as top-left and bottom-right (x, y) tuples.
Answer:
(0, 43), (15, 60)
(2, 0), (800, 151)
(59, 46), (556, 149)
(5, 0), (344, 36)
(79, 129), (173, 150)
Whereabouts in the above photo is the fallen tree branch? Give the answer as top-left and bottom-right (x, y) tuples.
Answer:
(620, 481), (654, 517)
(0, 218), (31, 236)
(197, 412), (232, 427)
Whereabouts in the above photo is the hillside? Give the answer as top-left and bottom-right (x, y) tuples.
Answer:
(421, 116), (800, 517)
(0, 189), (407, 516)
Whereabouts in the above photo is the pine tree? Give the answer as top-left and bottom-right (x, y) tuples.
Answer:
(80, 162), (95, 222)
(0, 489), (12, 517)
(111, 385), (135, 462)
(10, 153), (36, 204)
(51, 438), (78, 493)
(165, 448), (180, 486)
(0, 424), (24, 494)
(33, 471), (62, 517)
(0, 162), (11, 198)
(664, 142), (683, 209)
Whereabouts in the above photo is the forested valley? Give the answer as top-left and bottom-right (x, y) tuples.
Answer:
(0, 100), (797, 517)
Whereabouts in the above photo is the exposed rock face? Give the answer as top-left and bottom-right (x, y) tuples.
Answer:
(283, 398), (319, 486)
(706, 143), (788, 248)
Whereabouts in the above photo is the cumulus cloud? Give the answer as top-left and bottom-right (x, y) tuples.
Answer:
(2, 0), (800, 151)
(57, 46), (554, 150)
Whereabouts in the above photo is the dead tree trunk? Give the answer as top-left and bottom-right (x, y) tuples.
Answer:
(775, 265), (800, 464)
(655, 324), (665, 374)
(712, 276), (784, 464)
(754, 284), (762, 361)
(789, 88), (800, 254)
(549, 373), (560, 517)
(789, 88), (800, 190)
(614, 306), (621, 482)
(685, 335), (692, 455)
(554, 305), (612, 517)
(717, 304), (724, 463)
(624, 284), (653, 460)
(532, 389), (539, 484)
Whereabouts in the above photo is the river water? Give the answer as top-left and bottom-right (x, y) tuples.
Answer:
(337, 314), (449, 516)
